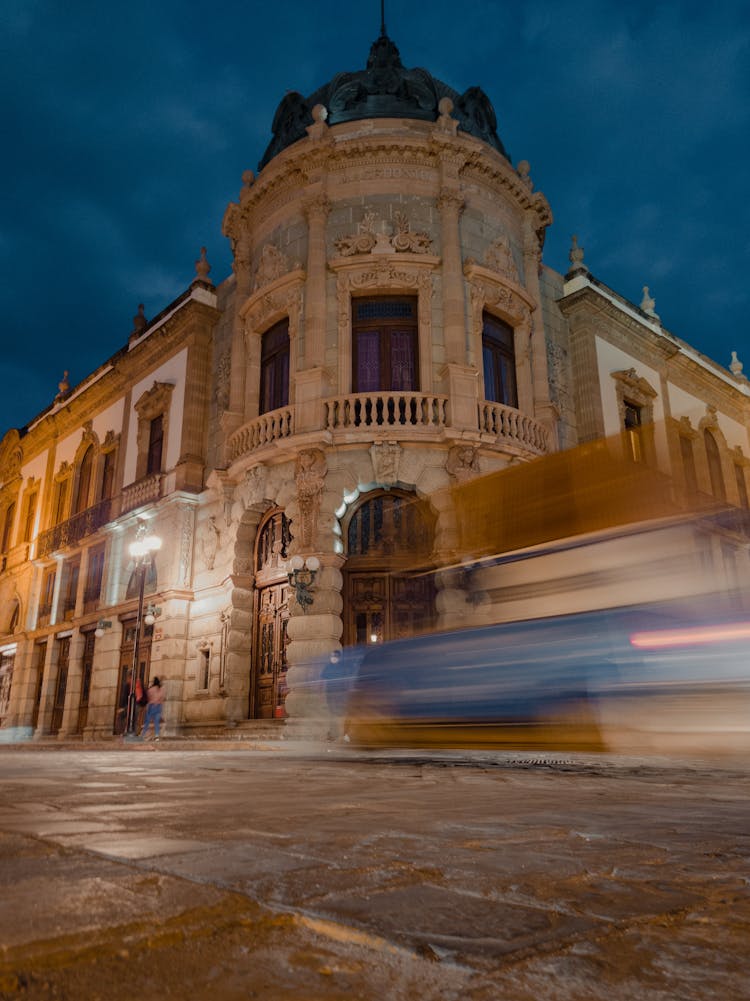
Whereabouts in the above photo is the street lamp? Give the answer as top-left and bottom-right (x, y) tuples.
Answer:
(126, 522), (162, 736)
(288, 555), (320, 612)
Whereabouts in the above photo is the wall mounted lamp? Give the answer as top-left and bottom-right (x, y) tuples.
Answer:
(288, 555), (320, 612)
(144, 603), (162, 627)
(94, 619), (112, 638)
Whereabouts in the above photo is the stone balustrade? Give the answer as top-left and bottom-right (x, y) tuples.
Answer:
(120, 473), (163, 515)
(226, 395), (549, 462)
(228, 407), (295, 462)
(324, 392), (448, 431)
(478, 401), (549, 454)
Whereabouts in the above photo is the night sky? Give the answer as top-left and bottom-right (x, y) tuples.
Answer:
(3, 0), (748, 438)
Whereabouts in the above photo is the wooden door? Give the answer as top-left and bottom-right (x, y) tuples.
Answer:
(252, 582), (289, 719)
(346, 572), (435, 646)
(76, 631), (95, 734)
(49, 636), (70, 735)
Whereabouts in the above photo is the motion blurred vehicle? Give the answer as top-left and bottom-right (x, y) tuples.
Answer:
(341, 596), (750, 756)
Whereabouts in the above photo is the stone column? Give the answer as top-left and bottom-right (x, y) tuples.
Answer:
(296, 195), (331, 432)
(437, 185), (466, 366)
(176, 325), (213, 493)
(523, 213), (559, 446)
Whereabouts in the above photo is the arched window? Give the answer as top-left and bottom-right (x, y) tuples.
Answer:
(1, 502), (16, 554)
(482, 312), (517, 407)
(346, 489), (434, 561)
(100, 449), (116, 501)
(73, 445), (94, 515)
(704, 430), (726, 501)
(260, 320), (290, 414)
(352, 297), (418, 393)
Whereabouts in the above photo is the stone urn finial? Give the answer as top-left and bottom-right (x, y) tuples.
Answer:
(57, 370), (69, 397)
(193, 246), (213, 287)
(131, 303), (147, 339)
(640, 286), (660, 322)
(566, 234), (587, 276)
(730, 350), (744, 377)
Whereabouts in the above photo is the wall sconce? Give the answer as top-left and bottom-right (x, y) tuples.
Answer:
(94, 619), (112, 638)
(144, 603), (162, 627)
(288, 555), (320, 612)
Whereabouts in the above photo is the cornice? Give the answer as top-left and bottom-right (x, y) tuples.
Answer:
(239, 268), (306, 323)
(463, 260), (536, 314)
(328, 252), (440, 276)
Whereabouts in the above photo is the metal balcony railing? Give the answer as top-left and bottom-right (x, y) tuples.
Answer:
(36, 498), (113, 558)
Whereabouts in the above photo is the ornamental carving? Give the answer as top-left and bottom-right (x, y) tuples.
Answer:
(245, 285), (303, 344)
(334, 208), (432, 256)
(253, 244), (290, 291)
(484, 235), (519, 283)
(295, 449), (327, 549)
(334, 211), (377, 256)
(370, 441), (401, 485)
(446, 444), (480, 483)
(0, 431), (23, 487)
(216, 349), (231, 413)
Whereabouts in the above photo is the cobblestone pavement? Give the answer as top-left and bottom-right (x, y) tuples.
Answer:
(0, 743), (748, 1000)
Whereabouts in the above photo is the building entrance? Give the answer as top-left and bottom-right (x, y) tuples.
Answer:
(251, 509), (291, 719)
(343, 489), (436, 647)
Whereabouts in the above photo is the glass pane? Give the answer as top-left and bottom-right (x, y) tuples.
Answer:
(356, 330), (381, 392)
(390, 330), (416, 391)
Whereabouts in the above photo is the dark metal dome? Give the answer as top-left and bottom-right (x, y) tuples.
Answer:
(259, 33), (510, 170)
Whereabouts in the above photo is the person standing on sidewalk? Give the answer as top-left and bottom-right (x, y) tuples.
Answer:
(140, 677), (165, 741)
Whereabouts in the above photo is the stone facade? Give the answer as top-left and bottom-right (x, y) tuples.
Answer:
(0, 32), (748, 740)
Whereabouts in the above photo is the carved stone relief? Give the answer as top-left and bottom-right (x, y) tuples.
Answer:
(370, 441), (401, 485)
(484, 235), (519, 283)
(334, 208), (432, 256)
(253, 244), (291, 291)
(446, 444), (480, 483)
(295, 449), (327, 549)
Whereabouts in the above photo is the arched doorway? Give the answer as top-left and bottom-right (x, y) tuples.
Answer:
(251, 509), (291, 719)
(343, 489), (436, 646)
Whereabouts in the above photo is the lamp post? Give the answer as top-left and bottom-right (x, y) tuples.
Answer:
(126, 522), (162, 736)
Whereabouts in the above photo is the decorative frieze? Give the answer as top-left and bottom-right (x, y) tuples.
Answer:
(334, 208), (432, 256)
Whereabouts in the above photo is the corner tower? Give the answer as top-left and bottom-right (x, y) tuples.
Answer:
(216, 29), (557, 725)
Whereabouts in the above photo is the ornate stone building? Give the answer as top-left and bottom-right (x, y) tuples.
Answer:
(0, 30), (748, 739)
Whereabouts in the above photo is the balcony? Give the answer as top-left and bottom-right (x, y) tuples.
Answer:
(324, 392), (448, 432)
(228, 394), (550, 463)
(478, 401), (549, 455)
(228, 407), (294, 463)
(37, 498), (112, 558)
(120, 473), (163, 515)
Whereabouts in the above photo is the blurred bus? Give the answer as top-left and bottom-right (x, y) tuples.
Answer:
(336, 432), (750, 755)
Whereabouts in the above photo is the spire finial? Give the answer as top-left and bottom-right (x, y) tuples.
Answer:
(381, 0), (386, 36)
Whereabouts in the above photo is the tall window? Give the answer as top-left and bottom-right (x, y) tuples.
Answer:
(352, 298), (418, 393)
(22, 490), (37, 542)
(84, 545), (106, 608)
(62, 560), (80, 619)
(53, 480), (68, 525)
(482, 313), (517, 408)
(680, 436), (698, 495)
(73, 445), (94, 515)
(147, 415), (163, 475)
(259, 320), (290, 414)
(39, 567), (56, 624)
(1, 503), (15, 554)
(704, 430), (725, 500)
(623, 400), (644, 463)
(100, 450), (116, 501)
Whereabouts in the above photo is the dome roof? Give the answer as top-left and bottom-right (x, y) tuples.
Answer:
(259, 33), (510, 170)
